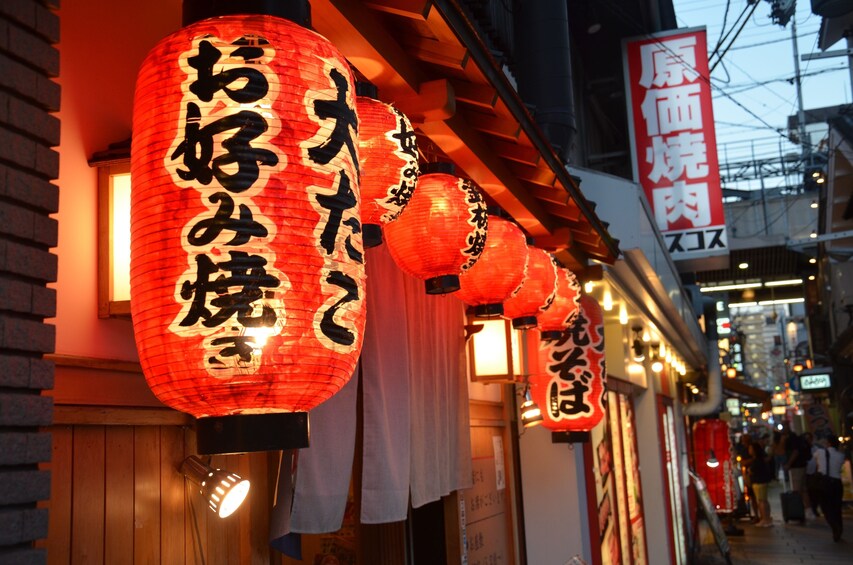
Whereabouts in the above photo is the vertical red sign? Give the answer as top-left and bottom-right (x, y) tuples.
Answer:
(624, 28), (728, 261)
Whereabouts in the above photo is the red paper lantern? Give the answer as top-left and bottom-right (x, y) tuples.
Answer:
(130, 15), (365, 453)
(693, 419), (736, 513)
(356, 94), (419, 247)
(538, 268), (581, 340)
(383, 171), (488, 294)
(530, 295), (606, 432)
(502, 247), (558, 329)
(455, 215), (529, 317)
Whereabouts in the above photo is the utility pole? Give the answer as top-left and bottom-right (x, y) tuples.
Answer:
(790, 15), (811, 159)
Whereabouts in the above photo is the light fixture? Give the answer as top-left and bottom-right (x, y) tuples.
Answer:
(706, 450), (720, 468)
(808, 275), (815, 281)
(810, 200), (818, 209)
(738, 262), (749, 270)
(699, 282), (762, 293)
(726, 367), (737, 379)
(618, 302), (628, 325)
(810, 230), (818, 239)
(467, 316), (523, 382)
(181, 456), (250, 519)
(791, 359), (805, 372)
(520, 387), (543, 428)
(602, 288), (613, 311)
(584, 280), (594, 293)
(631, 326), (645, 362)
(650, 343), (663, 373)
(764, 279), (803, 287)
(809, 257), (817, 264)
(741, 287), (756, 301)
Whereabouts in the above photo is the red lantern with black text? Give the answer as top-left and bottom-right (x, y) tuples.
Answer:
(456, 215), (529, 317)
(356, 93), (419, 247)
(538, 268), (581, 340)
(383, 172), (487, 294)
(130, 15), (365, 453)
(502, 247), (558, 329)
(693, 419), (736, 513)
(530, 295), (606, 431)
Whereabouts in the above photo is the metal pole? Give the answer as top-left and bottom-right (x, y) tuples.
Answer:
(753, 141), (769, 235)
(791, 16), (810, 158)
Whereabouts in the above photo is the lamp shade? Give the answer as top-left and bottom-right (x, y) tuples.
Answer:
(130, 15), (365, 452)
(456, 215), (529, 317)
(537, 268), (581, 340)
(356, 95), (419, 246)
(502, 247), (558, 329)
(529, 295), (606, 432)
(692, 419), (736, 513)
(383, 172), (488, 294)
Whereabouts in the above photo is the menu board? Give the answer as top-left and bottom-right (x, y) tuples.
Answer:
(461, 432), (509, 565)
(690, 471), (731, 564)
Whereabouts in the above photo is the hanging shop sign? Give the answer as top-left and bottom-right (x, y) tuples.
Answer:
(530, 295), (606, 431)
(130, 15), (366, 453)
(623, 28), (728, 263)
(384, 171), (488, 294)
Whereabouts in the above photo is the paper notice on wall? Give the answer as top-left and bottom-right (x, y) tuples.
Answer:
(493, 435), (505, 491)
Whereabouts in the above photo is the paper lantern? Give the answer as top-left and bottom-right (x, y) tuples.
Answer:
(538, 268), (581, 340)
(530, 295), (606, 432)
(693, 419), (736, 513)
(130, 14), (365, 453)
(502, 247), (558, 329)
(383, 171), (488, 294)
(356, 93), (419, 247)
(456, 215), (529, 317)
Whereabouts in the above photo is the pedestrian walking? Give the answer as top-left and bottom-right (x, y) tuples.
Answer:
(815, 435), (845, 542)
(749, 434), (774, 527)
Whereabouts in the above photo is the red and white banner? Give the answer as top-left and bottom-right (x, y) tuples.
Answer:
(623, 28), (728, 262)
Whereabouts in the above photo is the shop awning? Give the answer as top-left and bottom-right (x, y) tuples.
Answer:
(722, 378), (771, 403)
(310, 0), (619, 271)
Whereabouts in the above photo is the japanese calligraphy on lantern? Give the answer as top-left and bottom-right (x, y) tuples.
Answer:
(167, 34), (288, 375)
(624, 28), (728, 261)
(530, 295), (606, 431)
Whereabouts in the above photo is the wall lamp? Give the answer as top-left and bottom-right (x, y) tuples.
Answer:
(466, 315), (524, 383)
(706, 450), (720, 469)
(650, 343), (663, 373)
(181, 456), (250, 519)
(631, 326), (645, 362)
(519, 387), (543, 428)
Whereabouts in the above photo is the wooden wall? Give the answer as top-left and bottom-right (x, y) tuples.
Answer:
(42, 356), (280, 565)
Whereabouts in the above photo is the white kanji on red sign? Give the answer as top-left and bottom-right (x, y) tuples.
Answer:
(652, 180), (711, 228)
(646, 131), (709, 182)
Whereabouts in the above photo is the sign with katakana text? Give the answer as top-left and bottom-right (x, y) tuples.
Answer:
(624, 28), (728, 261)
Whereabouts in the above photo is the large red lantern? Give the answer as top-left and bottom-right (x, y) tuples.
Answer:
(356, 90), (419, 247)
(383, 171), (488, 294)
(130, 14), (365, 453)
(455, 215), (529, 317)
(538, 268), (581, 340)
(529, 295), (606, 432)
(693, 419), (736, 513)
(502, 247), (558, 329)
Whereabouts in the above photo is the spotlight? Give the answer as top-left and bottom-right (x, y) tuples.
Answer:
(631, 326), (645, 362)
(520, 388), (543, 428)
(181, 456), (250, 518)
(706, 450), (720, 468)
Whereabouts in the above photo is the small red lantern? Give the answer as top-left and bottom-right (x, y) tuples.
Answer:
(538, 268), (581, 341)
(356, 90), (419, 247)
(130, 14), (365, 453)
(502, 247), (558, 329)
(383, 171), (488, 294)
(693, 419), (736, 513)
(529, 295), (606, 432)
(455, 215), (529, 317)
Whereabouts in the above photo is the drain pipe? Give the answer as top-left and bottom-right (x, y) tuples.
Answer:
(684, 297), (722, 417)
(514, 0), (577, 162)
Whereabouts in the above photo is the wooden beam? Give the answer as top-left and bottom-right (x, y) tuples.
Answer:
(403, 36), (469, 69)
(418, 114), (554, 237)
(363, 0), (431, 18)
(52, 405), (191, 426)
(533, 226), (573, 253)
(487, 138), (541, 166)
(394, 78), (455, 124)
(464, 111), (521, 141)
(507, 162), (557, 188)
(451, 81), (498, 110)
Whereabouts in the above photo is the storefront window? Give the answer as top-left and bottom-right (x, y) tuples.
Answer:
(661, 401), (688, 565)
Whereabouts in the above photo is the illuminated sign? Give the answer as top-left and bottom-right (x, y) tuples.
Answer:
(799, 373), (831, 391)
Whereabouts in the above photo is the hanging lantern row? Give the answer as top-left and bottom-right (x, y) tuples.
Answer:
(538, 268), (582, 341)
(131, 14), (368, 454)
(356, 86), (419, 248)
(503, 247), (559, 330)
(529, 294), (607, 432)
(455, 215), (529, 317)
(383, 169), (488, 294)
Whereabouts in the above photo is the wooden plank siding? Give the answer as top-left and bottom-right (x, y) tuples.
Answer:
(43, 423), (277, 565)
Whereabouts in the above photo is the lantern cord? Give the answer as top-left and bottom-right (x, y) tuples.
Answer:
(185, 479), (207, 565)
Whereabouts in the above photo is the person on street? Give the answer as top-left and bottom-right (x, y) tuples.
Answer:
(815, 435), (845, 542)
(749, 434), (774, 527)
